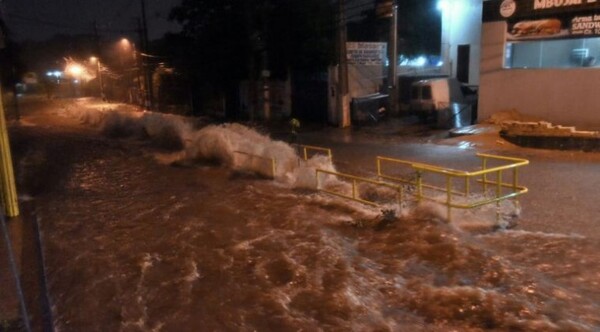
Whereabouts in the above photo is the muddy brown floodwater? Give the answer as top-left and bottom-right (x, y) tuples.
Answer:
(8, 97), (600, 331)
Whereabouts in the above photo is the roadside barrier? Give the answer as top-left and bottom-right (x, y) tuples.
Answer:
(296, 144), (332, 161)
(376, 153), (529, 220)
(316, 169), (402, 206)
(234, 146), (528, 222)
(233, 151), (277, 179)
(0, 89), (19, 217)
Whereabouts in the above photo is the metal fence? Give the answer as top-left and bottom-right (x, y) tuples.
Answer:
(295, 144), (333, 161)
(316, 169), (403, 207)
(375, 153), (529, 220)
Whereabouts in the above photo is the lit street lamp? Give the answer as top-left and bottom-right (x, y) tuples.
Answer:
(65, 63), (84, 78)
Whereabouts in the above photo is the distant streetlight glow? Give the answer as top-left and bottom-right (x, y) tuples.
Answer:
(120, 38), (132, 50)
(66, 64), (84, 77)
(46, 71), (62, 78)
(414, 56), (427, 67)
(437, 0), (449, 12)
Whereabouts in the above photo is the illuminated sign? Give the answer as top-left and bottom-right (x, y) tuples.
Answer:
(346, 42), (387, 66)
(534, 0), (597, 10)
(484, 0), (600, 39)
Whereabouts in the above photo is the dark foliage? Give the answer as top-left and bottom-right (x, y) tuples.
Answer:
(169, 0), (335, 79)
(166, 0), (336, 117)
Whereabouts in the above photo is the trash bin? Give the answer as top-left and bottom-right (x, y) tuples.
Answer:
(351, 93), (389, 125)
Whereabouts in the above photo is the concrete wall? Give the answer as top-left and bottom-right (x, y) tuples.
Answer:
(440, 0), (482, 85)
(480, 22), (600, 129)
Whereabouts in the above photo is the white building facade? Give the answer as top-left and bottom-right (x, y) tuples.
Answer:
(439, 0), (484, 85)
(443, 0), (600, 129)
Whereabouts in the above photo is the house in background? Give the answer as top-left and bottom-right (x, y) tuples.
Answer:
(442, 0), (600, 129)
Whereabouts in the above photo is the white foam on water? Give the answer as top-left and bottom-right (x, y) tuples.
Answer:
(63, 103), (340, 190)
(183, 261), (201, 282)
(60, 105), (459, 221)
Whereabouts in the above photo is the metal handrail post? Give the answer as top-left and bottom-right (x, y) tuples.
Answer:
(416, 171), (423, 202)
(513, 167), (519, 213)
(398, 186), (403, 207)
(315, 168), (320, 189)
(496, 170), (502, 221)
(446, 176), (452, 221)
(482, 156), (488, 194)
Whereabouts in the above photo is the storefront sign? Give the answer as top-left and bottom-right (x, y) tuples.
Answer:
(484, 0), (600, 40)
(346, 42), (387, 66)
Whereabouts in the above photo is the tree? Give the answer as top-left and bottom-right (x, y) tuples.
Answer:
(168, 0), (335, 117)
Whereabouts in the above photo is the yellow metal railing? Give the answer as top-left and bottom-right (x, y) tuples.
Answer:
(376, 153), (529, 220)
(316, 169), (403, 206)
(296, 144), (332, 161)
(0, 85), (19, 217)
(233, 151), (277, 179)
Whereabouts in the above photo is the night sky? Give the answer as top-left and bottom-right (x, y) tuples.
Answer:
(1, 0), (183, 41)
(1, 0), (380, 42)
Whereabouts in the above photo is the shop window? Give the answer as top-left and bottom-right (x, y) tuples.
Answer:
(505, 37), (600, 69)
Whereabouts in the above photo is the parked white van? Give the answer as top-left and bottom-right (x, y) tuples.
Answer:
(409, 78), (477, 127)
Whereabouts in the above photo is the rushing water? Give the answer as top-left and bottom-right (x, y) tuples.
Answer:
(13, 100), (600, 331)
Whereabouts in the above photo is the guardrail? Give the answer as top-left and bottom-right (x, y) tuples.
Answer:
(376, 153), (529, 220)
(233, 151), (277, 179)
(316, 169), (403, 206)
(296, 144), (333, 161)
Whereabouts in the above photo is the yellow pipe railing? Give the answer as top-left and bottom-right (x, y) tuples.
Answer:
(233, 151), (277, 179)
(375, 153), (529, 220)
(0, 87), (19, 217)
(296, 144), (332, 161)
(316, 169), (402, 207)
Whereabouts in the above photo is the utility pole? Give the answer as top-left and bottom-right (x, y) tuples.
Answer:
(136, 18), (147, 107)
(376, 0), (398, 115)
(337, 0), (350, 128)
(388, 0), (398, 114)
(261, 1), (271, 121)
(244, 1), (256, 121)
(140, 0), (153, 110)
(93, 21), (106, 101)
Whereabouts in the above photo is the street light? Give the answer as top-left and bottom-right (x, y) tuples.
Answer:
(120, 38), (131, 49)
(90, 56), (106, 101)
(66, 63), (84, 78)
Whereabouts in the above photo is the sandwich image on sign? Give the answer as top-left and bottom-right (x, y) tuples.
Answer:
(510, 19), (562, 38)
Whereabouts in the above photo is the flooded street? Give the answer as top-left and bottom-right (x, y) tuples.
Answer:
(8, 97), (600, 331)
